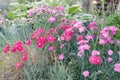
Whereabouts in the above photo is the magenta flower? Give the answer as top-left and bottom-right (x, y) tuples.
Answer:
(82, 71), (89, 77)
(108, 50), (113, 56)
(114, 63), (120, 72)
(46, 35), (56, 42)
(58, 54), (64, 60)
(26, 39), (31, 46)
(3, 44), (10, 54)
(89, 55), (102, 65)
(107, 57), (113, 62)
(22, 54), (27, 61)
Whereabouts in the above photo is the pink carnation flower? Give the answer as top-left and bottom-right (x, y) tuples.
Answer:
(58, 54), (64, 60)
(107, 57), (113, 62)
(48, 16), (56, 23)
(114, 63), (120, 72)
(3, 44), (10, 54)
(108, 50), (113, 56)
(82, 71), (89, 77)
(89, 55), (102, 65)
(48, 46), (54, 51)
(26, 39), (31, 46)
(92, 50), (100, 56)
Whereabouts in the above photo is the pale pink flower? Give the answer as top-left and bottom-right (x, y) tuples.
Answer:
(82, 71), (89, 77)
(85, 34), (93, 41)
(117, 40), (120, 45)
(50, 9), (57, 14)
(58, 54), (64, 60)
(101, 18), (104, 24)
(92, 50), (100, 56)
(27, 9), (35, 17)
(108, 50), (113, 56)
(99, 39), (107, 45)
(57, 6), (64, 11)
(78, 27), (86, 33)
(114, 63), (120, 72)
(77, 51), (84, 57)
(0, 18), (3, 24)
(48, 16), (56, 23)
(48, 46), (54, 51)
(60, 44), (65, 49)
(117, 50), (120, 55)
(21, 17), (26, 22)
(107, 57), (113, 62)
(73, 21), (82, 28)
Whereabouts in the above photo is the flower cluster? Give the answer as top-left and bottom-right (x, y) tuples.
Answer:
(99, 26), (118, 45)
(3, 40), (31, 69)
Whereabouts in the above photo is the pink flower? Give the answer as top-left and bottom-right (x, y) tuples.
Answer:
(99, 39), (107, 45)
(117, 40), (120, 45)
(57, 6), (64, 11)
(26, 39), (31, 46)
(22, 54), (27, 61)
(36, 41), (44, 48)
(37, 36), (46, 44)
(50, 9), (57, 14)
(78, 27), (86, 33)
(60, 44), (65, 49)
(88, 22), (97, 30)
(39, 28), (44, 34)
(58, 54), (64, 60)
(61, 30), (74, 41)
(85, 34), (93, 41)
(48, 46), (54, 51)
(89, 55), (102, 65)
(107, 57), (113, 62)
(48, 16), (56, 23)
(27, 9), (35, 17)
(101, 18), (104, 24)
(77, 51), (84, 57)
(76, 35), (83, 41)
(21, 17), (26, 22)
(117, 50), (120, 55)
(3, 44), (10, 54)
(46, 35), (56, 42)
(13, 41), (24, 52)
(114, 63), (120, 72)
(82, 71), (89, 77)
(92, 50), (100, 56)
(16, 62), (22, 69)
(108, 50), (113, 56)
(109, 26), (118, 35)
(73, 21), (82, 28)
(0, 18), (3, 24)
